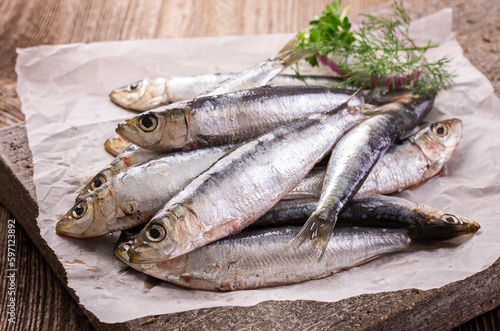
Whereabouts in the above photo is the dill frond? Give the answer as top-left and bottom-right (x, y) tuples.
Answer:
(296, 1), (455, 96)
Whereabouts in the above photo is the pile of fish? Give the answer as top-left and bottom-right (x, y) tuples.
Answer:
(56, 35), (479, 291)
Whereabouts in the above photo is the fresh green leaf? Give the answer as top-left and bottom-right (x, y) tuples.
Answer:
(295, 1), (455, 96)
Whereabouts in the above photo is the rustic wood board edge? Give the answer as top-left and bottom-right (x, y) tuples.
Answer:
(1, 122), (499, 330)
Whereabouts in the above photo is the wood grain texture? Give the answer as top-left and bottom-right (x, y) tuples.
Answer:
(0, 203), (95, 331)
(0, 0), (499, 330)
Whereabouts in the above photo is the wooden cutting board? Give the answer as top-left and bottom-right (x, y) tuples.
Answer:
(1, 0), (499, 329)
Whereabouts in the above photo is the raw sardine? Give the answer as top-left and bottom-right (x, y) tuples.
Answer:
(115, 221), (478, 291)
(76, 144), (164, 200)
(109, 73), (342, 112)
(199, 35), (311, 97)
(116, 85), (364, 152)
(252, 194), (480, 240)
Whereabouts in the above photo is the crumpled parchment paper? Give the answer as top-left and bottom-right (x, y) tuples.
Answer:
(15, 8), (500, 324)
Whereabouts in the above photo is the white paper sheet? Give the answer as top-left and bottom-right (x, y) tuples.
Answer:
(15, 8), (500, 324)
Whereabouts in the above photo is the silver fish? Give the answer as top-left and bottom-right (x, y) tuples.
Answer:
(57, 145), (235, 238)
(116, 85), (364, 152)
(124, 97), (367, 263)
(292, 93), (435, 259)
(109, 74), (343, 112)
(284, 118), (462, 199)
(252, 194), (481, 239)
(115, 220), (478, 291)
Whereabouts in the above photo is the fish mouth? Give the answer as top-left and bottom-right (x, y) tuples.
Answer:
(114, 241), (132, 264)
(55, 218), (92, 238)
(109, 89), (133, 109)
(116, 120), (138, 142)
(447, 118), (463, 138)
(127, 241), (170, 264)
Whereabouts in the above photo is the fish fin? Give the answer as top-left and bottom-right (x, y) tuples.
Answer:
(291, 211), (336, 262)
(274, 35), (311, 68)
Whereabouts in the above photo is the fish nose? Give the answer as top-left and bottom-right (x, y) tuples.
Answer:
(56, 219), (81, 237)
(116, 122), (127, 136)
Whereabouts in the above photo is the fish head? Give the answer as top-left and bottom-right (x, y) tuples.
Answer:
(109, 78), (167, 111)
(116, 107), (188, 152)
(56, 188), (120, 238)
(410, 212), (480, 241)
(127, 204), (198, 263)
(114, 224), (187, 279)
(114, 224), (144, 263)
(412, 118), (462, 178)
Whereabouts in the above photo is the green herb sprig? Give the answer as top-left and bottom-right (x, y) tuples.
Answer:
(296, 1), (454, 96)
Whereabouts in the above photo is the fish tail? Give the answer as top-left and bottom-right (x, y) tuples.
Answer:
(291, 211), (336, 261)
(274, 35), (312, 69)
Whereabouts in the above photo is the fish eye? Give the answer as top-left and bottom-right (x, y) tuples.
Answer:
(431, 123), (448, 137)
(139, 114), (158, 132)
(129, 82), (140, 91)
(72, 201), (87, 219)
(442, 214), (461, 225)
(90, 174), (106, 190)
(145, 224), (166, 242)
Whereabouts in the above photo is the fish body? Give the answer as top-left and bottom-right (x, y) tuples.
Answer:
(116, 85), (364, 152)
(124, 99), (367, 263)
(57, 145), (235, 238)
(293, 94), (435, 258)
(116, 226), (412, 291)
(253, 194), (480, 239)
(115, 214), (479, 291)
(109, 73), (343, 112)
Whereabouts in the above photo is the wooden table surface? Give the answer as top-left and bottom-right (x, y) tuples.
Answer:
(1, 0), (499, 330)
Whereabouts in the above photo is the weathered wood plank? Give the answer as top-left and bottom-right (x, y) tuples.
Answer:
(0, 204), (96, 331)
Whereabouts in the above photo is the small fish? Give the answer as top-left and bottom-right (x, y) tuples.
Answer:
(57, 145), (235, 238)
(109, 74), (233, 111)
(110, 35), (310, 112)
(109, 74), (342, 112)
(115, 219), (479, 291)
(116, 85), (364, 152)
(292, 93), (435, 259)
(252, 194), (480, 239)
(124, 96), (367, 264)
(104, 134), (131, 157)
(284, 118), (462, 199)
